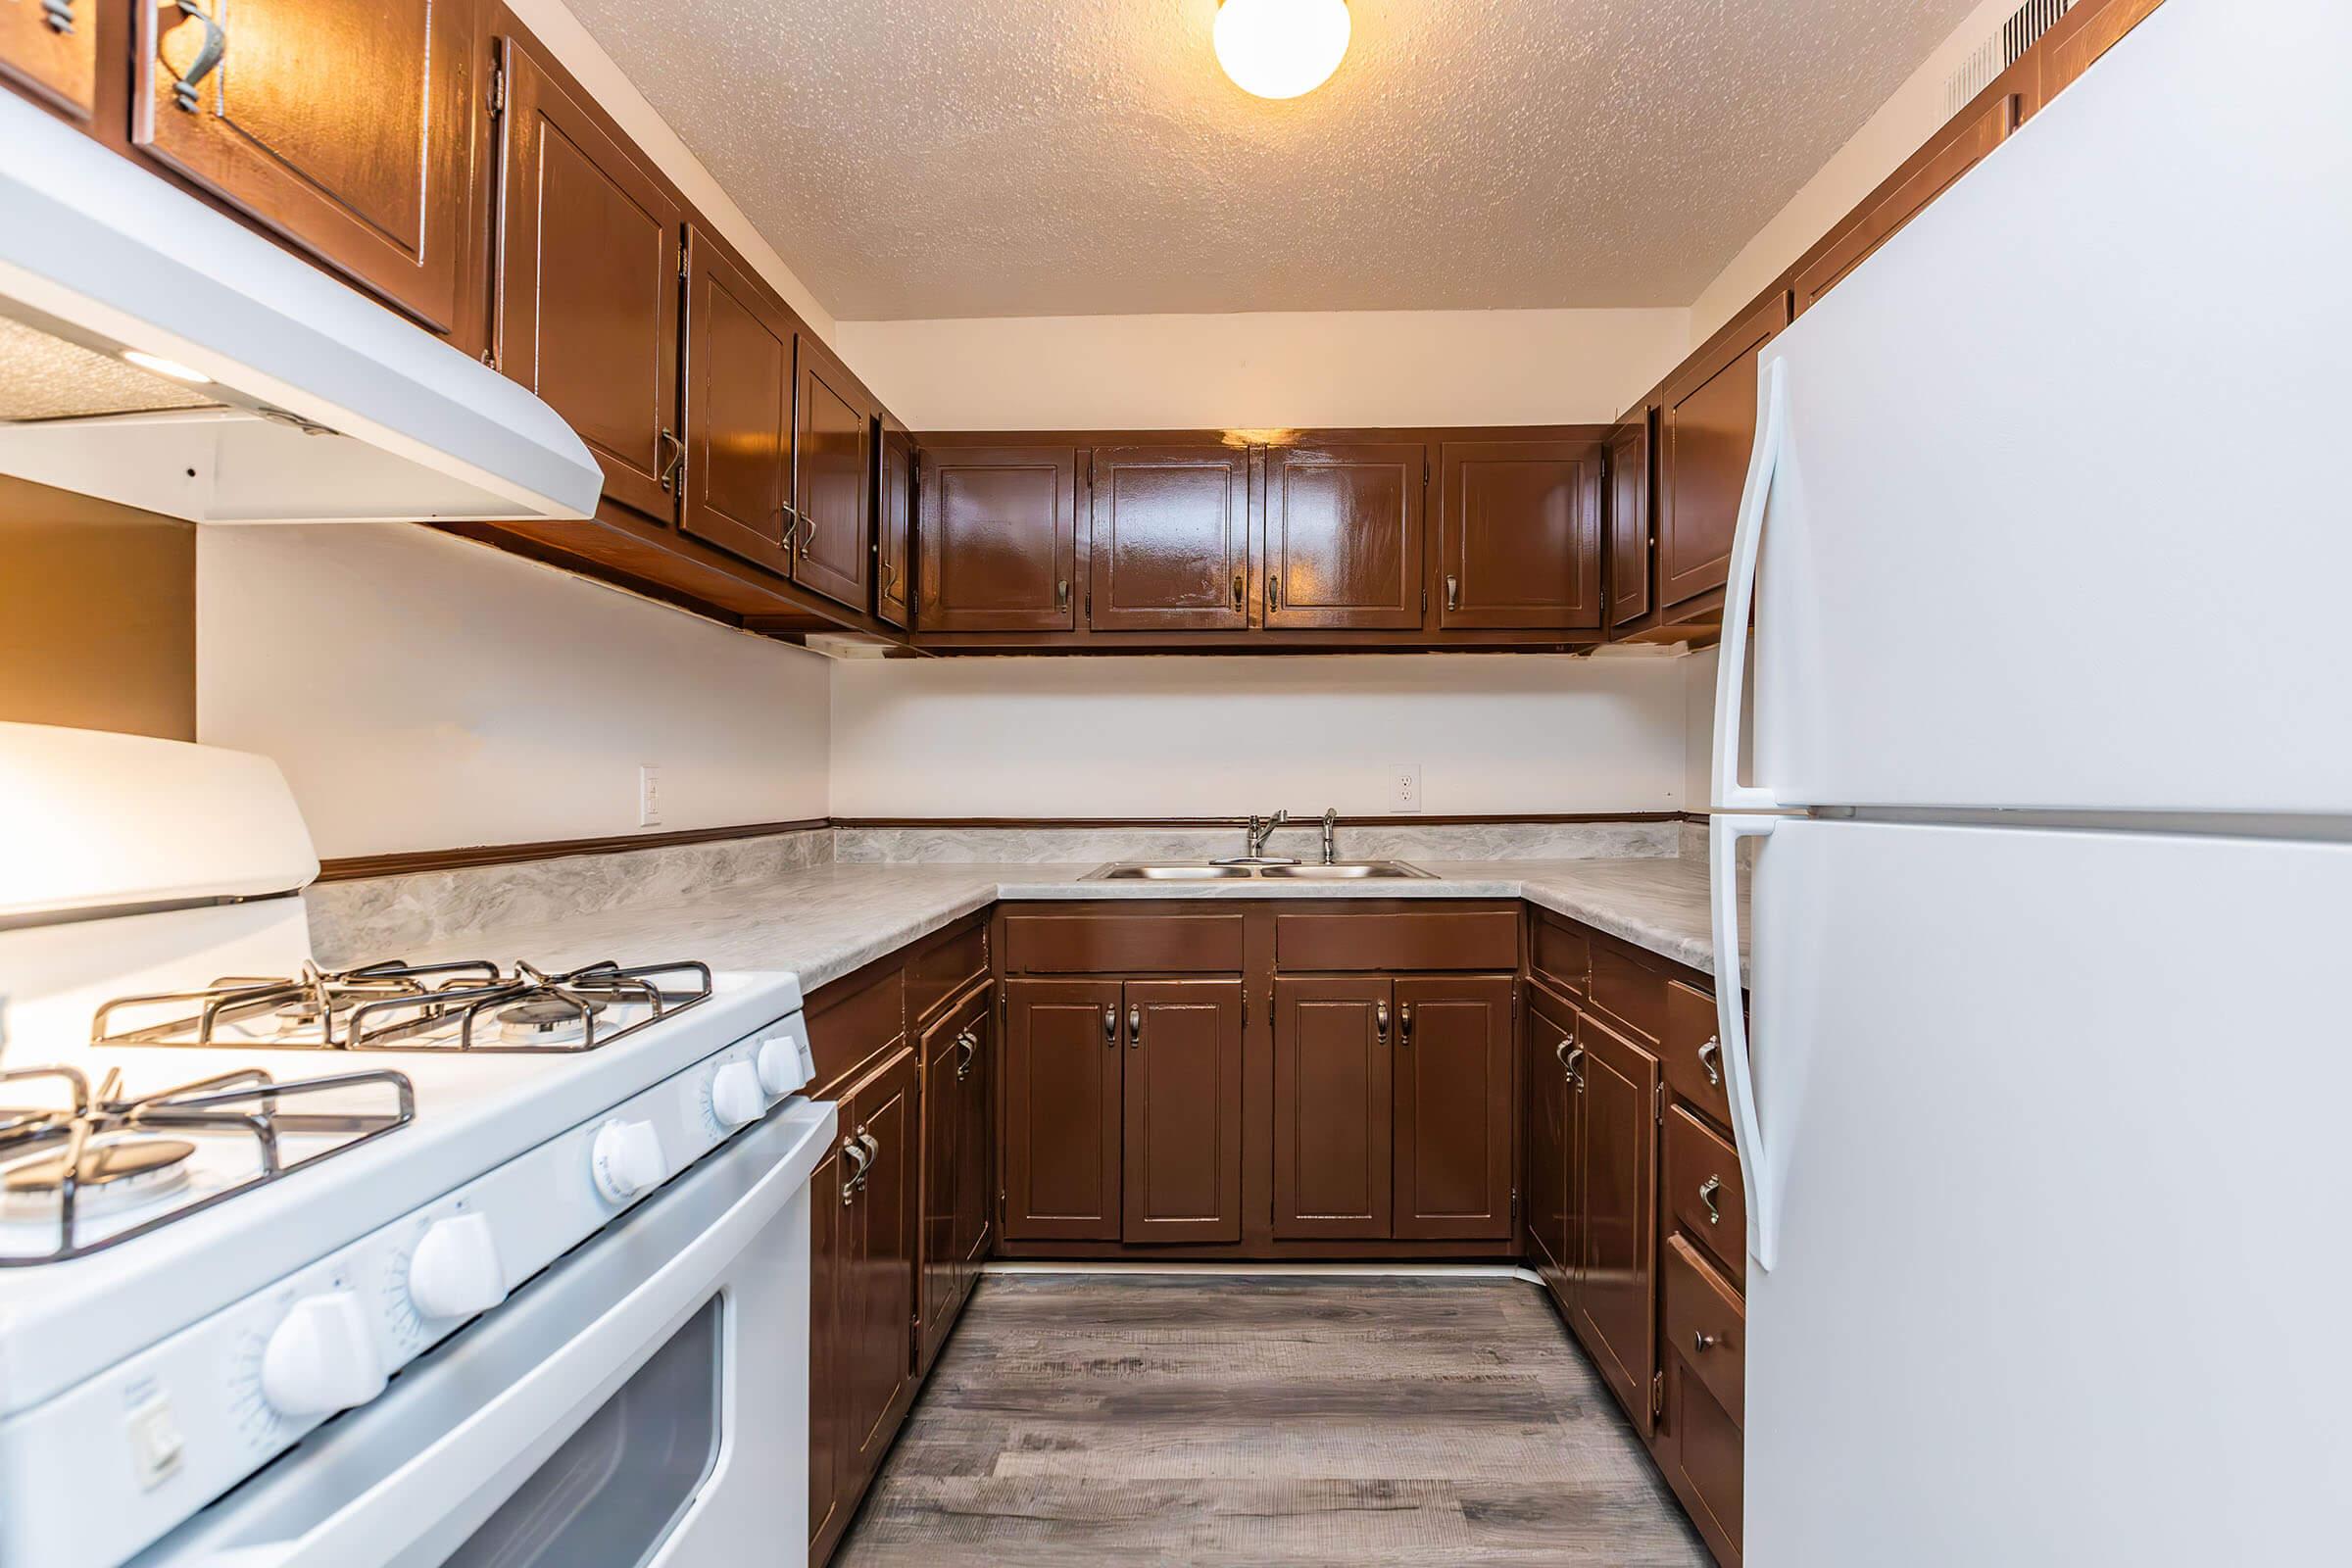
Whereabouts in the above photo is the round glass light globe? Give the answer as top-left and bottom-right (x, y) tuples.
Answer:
(1213, 0), (1351, 100)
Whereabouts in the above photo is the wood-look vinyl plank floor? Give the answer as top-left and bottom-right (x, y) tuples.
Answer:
(835, 1274), (1709, 1567)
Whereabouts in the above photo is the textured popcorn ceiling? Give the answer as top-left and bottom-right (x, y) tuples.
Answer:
(565, 0), (1984, 319)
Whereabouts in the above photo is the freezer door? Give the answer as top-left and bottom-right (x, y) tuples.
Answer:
(1741, 817), (2350, 1565)
(1726, 0), (2352, 813)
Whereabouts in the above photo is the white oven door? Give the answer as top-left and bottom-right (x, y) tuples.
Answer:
(132, 1099), (836, 1568)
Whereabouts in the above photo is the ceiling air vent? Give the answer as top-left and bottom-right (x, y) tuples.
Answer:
(1945, 0), (2075, 118)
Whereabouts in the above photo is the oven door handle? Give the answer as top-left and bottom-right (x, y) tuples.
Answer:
(167, 1102), (838, 1568)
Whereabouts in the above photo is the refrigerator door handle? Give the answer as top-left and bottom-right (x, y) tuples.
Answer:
(1711, 354), (1786, 812)
(1711, 812), (1779, 1270)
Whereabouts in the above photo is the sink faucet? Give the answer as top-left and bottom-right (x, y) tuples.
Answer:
(1321, 808), (1340, 865)
(1245, 809), (1288, 859)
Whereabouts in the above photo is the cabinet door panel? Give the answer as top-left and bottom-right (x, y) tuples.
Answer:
(1436, 440), (1601, 631)
(137, 0), (479, 336)
(955, 991), (993, 1292)
(918, 446), (1077, 632)
(1393, 975), (1515, 1240)
(1605, 416), (1652, 628)
(1271, 977), (1393, 1239)
(1656, 293), (1789, 612)
(1121, 979), (1244, 1243)
(1524, 984), (1576, 1302)
(843, 1047), (917, 1489)
(1003, 979), (1121, 1240)
(3, 0), (98, 118)
(806, 1139), (845, 1555)
(793, 343), (871, 609)
(916, 1002), (963, 1371)
(493, 35), (679, 522)
(876, 425), (913, 628)
(1571, 1009), (1659, 1435)
(1263, 443), (1424, 630)
(1088, 444), (1250, 630)
(681, 230), (790, 573)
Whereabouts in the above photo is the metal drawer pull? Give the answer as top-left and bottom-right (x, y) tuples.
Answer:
(1696, 1036), (1723, 1088)
(1398, 1002), (1414, 1045)
(1102, 1004), (1117, 1045)
(164, 0), (226, 113)
(1374, 1001), (1389, 1042)
(1056, 578), (1070, 612)
(1445, 573), (1460, 612)
(1266, 574), (1280, 612)
(1692, 1331), (1719, 1353)
(1232, 569), (1244, 612)
(1127, 1004), (1142, 1047)
(1698, 1174), (1722, 1225)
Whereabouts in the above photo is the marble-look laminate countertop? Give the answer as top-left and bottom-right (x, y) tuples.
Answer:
(385, 857), (1743, 996)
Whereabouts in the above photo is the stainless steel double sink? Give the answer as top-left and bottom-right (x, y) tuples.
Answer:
(1083, 860), (1436, 882)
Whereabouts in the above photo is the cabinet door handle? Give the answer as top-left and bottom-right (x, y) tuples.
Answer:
(1127, 1004), (1143, 1047)
(1266, 573), (1280, 613)
(1698, 1174), (1722, 1225)
(164, 0), (227, 113)
(1056, 578), (1071, 613)
(1232, 569), (1244, 612)
(1398, 1002), (1414, 1045)
(801, 512), (817, 549)
(1553, 1035), (1574, 1068)
(1697, 1036), (1723, 1088)
(840, 1133), (870, 1204)
(656, 427), (684, 494)
(956, 1029), (976, 1079)
(1102, 1004), (1117, 1046)
(1445, 573), (1460, 612)
(1374, 1001), (1389, 1042)
(1564, 1045), (1586, 1090)
(42, 0), (74, 34)
(1692, 1331), (1719, 1354)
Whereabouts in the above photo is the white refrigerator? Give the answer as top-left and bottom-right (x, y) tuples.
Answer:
(1705, 0), (2352, 1562)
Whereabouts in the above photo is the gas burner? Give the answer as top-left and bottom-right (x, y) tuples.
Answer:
(88, 958), (711, 1054)
(0, 1064), (414, 1265)
(1, 1135), (194, 1220)
(496, 995), (606, 1048)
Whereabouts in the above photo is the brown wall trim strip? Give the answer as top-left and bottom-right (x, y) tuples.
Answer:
(315, 818), (831, 882)
(317, 811), (1688, 883)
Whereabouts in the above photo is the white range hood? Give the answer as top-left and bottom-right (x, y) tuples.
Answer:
(0, 92), (600, 526)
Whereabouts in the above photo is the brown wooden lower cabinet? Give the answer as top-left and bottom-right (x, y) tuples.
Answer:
(917, 981), (992, 1372)
(1002, 977), (1123, 1241)
(1122, 979), (1246, 1243)
(1659, 1235), (1746, 1565)
(1393, 975), (1517, 1239)
(1271, 975), (1395, 1241)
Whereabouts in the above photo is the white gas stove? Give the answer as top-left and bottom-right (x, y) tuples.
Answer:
(0, 724), (832, 1568)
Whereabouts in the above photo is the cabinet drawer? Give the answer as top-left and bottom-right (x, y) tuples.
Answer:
(1588, 942), (1665, 1041)
(1527, 913), (1591, 1000)
(1664, 1105), (1745, 1286)
(1002, 911), (1245, 974)
(1661, 1338), (1745, 1563)
(1660, 979), (1731, 1127)
(1274, 908), (1517, 972)
(1663, 1234), (1744, 1427)
(806, 958), (906, 1100)
(907, 916), (989, 1026)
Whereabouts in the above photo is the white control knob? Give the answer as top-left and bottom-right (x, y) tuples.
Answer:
(408, 1212), (508, 1321)
(590, 1118), (666, 1202)
(710, 1060), (767, 1129)
(261, 1292), (386, 1419)
(755, 1028), (812, 1097)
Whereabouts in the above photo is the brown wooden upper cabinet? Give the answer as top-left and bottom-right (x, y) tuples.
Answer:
(917, 446), (1078, 632)
(1605, 416), (1652, 629)
(793, 336), (874, 611)
(2, 0), (98, 119)
(875, 423), (913, 629)
(1655, 292), (1790, 614)
(1794, 89), (2018, 315)
(135, 0), (484, 344)
(680, 227), (794, 574)
(492, 30), (681, 524)
(1434, 439), (1602, 631)
(1263, 442), (1425, 631)
(1088, 444), (1251, 631)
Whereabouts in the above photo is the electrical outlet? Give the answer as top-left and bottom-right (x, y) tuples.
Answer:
(638, 764), (663, 827)
(1388, 762), (1421, 813)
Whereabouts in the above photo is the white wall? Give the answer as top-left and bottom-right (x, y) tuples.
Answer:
(197, 525), (830, 858)
(830, 655), (1690, 818)
(834, 309), (1689, 431)
(1687, 0), (2017, 345)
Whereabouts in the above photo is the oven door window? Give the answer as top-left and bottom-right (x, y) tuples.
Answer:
(444, 1294), (724, 1568)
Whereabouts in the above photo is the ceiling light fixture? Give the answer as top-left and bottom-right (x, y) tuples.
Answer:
(121, 348), (213, 385)
(1213, 0), (1350, 101)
